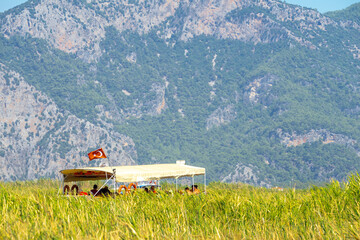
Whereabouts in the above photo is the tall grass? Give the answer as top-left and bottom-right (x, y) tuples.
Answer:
(1, 175), (360, 239)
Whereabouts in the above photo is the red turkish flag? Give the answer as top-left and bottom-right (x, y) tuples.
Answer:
(88, 148), (107, 161)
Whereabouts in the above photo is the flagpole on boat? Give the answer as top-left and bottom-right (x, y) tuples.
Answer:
(113, 168), (116, 196)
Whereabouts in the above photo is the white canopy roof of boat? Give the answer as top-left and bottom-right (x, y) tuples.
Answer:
(60, 161), (205, 183)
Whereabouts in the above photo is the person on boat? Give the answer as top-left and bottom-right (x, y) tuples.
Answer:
(191, 185), (201, 195)
(100, 186), (111, 197)
(91, 184), (99, 196)
(185, 187), (192, 195)
(150, 185), (157, 194)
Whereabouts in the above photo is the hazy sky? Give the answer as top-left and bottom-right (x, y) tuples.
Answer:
(0, 0), (26, 13)
(0, 0), (359, 13)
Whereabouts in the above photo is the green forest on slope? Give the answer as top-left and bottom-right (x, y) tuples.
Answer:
(326, 3), (360, 24)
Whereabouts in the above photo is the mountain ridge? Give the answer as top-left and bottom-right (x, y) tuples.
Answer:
(1, 0), (356, 61)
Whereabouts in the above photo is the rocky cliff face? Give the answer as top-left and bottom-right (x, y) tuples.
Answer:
(0, 63), (136, 181)
(244, 74), (276, 106)
(206, 104), (236, 130)
(1, 0), (356, 62)
(221, 162), (271, 187)
(277, 129), (360, 156)
(0, 0), (179, 62)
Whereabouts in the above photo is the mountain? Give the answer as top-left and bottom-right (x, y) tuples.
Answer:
(0, 0), (360, 186)
(326, 3), (360, 25)
(0, 63), (136, 181)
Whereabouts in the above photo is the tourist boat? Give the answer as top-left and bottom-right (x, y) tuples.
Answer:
(59, 160), (206, 196)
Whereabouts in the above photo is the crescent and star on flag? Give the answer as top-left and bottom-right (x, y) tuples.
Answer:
(88, 148), (107, 161)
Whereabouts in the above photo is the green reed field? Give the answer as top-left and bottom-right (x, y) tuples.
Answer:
(1, 175), (360, 239)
